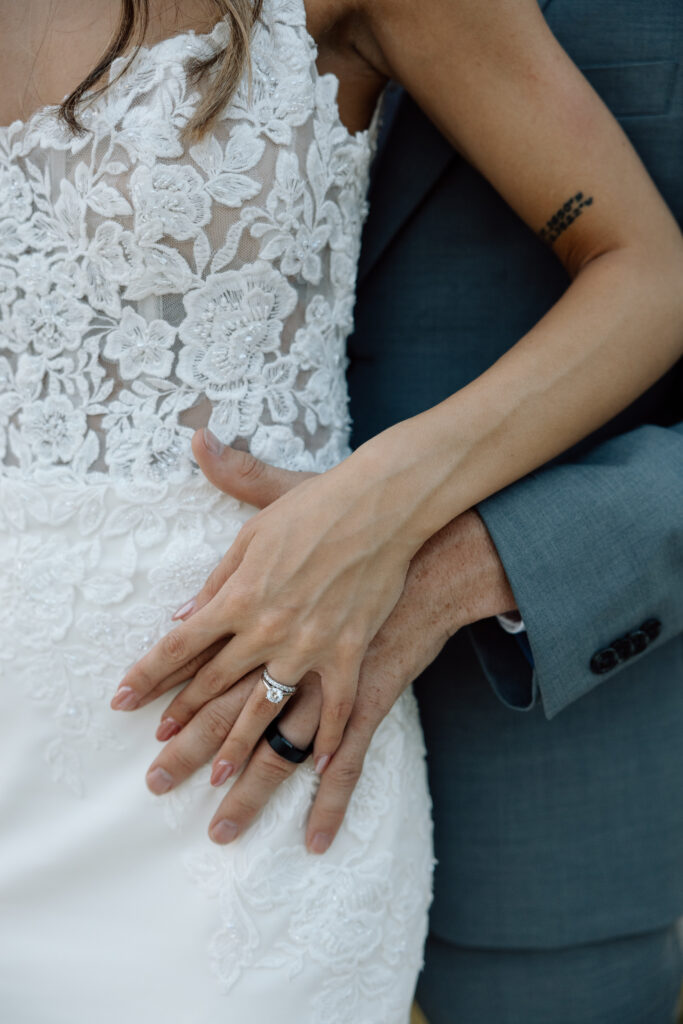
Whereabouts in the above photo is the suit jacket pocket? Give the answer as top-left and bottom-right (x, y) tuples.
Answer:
(580, 60), (678, 117)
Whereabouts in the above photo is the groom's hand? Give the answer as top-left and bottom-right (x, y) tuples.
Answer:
(192, 428), (318, 504)
(148, 430), (517, 851)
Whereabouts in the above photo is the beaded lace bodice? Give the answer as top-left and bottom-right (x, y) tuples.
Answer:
(0, 0), (380, 493)
(0, 7), (434, 1019)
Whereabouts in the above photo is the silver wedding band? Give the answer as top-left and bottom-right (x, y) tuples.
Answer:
(261, 667), (297, 705)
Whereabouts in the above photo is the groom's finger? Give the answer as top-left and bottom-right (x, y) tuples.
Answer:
(145, 675), (256, 795)
(305, 712), (378, 854)
(207, 681), (322, 844)
(191, 428), (315, 507)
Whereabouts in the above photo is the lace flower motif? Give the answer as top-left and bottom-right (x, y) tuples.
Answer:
(0, 2), (432, 1018)
(19, 394), (88, 464)
(103, 306), (176, 380)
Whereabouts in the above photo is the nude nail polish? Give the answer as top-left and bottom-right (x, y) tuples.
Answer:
(210, 761), (234, 786)
(171, 597), (196, 621)
(111, 686), (139, 710)
(315, 755), (330, 775)
(156, 718), (181, 742)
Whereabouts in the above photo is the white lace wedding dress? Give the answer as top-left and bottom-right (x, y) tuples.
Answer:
(0, 2), (433, 1021)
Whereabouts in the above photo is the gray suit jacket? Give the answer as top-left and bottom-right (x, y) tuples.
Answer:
(348, 0), (683, 948)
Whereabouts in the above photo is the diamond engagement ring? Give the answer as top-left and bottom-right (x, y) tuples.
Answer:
(261, 667), (298, 704)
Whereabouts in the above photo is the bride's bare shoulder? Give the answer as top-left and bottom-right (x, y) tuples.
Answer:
(318, 0), (542, 108)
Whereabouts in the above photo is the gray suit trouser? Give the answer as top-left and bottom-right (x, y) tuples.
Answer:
(417, 924), (683, 1024)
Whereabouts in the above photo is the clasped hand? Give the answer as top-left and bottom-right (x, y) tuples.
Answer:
(110, 428), (515, 853)
(110, 428), (421, 849)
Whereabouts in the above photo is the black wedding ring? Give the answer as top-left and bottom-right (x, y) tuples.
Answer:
(265, 719), (314, 764)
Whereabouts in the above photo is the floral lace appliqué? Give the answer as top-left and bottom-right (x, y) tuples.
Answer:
(0, 4), (433, 1021)
(0, 0), (379, 491)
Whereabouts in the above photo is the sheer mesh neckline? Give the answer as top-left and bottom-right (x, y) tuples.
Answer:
(0, 18), (232, 136)
(0, 9), (379, 146)
(0, 0), (382, 489)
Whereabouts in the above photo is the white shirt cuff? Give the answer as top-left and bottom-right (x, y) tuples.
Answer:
(496, 611), (527, 635)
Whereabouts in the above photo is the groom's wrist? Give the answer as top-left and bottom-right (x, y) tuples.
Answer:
(455, 510), (519, 627)
(410, 509), (518, 636)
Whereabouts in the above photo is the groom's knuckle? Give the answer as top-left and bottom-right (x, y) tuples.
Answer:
(200, 700), (233, 740)
(358, 693), (381, 719)
(236, 450), (265, 483)
(167, 702), (205, 744)
(228, 791), (259, 820)
(327, 696), (354, 725)
(353, 706), (382, 741)
(258, 751), (293, 784)
(356, 687), (385, 718)
(166, 745), (199, 777)
(327, 757), (361, 790)
(195, 663), (225, 698)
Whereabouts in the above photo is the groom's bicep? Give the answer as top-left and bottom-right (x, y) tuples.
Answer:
(364, 0), (681, 279)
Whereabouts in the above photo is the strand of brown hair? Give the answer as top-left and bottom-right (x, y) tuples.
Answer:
(57, 0), (263, 146)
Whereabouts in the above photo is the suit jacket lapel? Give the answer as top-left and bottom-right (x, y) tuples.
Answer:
(357, 89), (455, 285)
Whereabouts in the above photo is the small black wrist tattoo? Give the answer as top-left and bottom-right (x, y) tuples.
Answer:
(539, 192), (594, 245)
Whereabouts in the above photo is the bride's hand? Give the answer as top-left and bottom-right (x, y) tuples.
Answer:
(110, 426), (421, 771)
(141, 442), (516, 853)
(146, 570), (449, 853)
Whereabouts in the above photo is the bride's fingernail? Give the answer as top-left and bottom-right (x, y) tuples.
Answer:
(111, 686), (139, 710)
(315, 755), (330, 775)
(210, 760), (234, 786)
(146, 767), (174, 794)
(156, 718), (181, 742)
(172, 598), (196, 620)
(310, 832), (331, 855)
(203, 427), (224, 456)
(210, 820), (239, 844)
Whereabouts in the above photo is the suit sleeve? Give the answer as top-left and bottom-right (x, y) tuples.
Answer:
(476, 412), (683, 720)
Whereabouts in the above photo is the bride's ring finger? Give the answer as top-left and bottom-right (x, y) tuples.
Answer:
(209, 668), (307, 780)
(261, 666), (298, 704)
